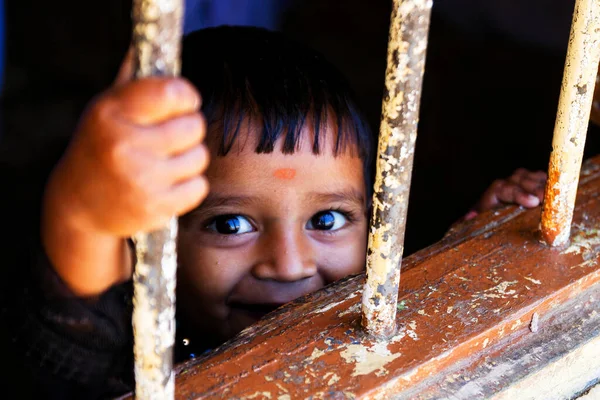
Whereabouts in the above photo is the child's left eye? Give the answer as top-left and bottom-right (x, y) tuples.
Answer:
(206, 215), (255, 235)
(306, 211), (347, 231)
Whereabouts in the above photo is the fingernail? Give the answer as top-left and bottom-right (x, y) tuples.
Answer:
(528, 194), (540, 206)
(464, 211), (478, 221)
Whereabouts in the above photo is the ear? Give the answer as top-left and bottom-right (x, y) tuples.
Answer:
(114, 47), (134, 87)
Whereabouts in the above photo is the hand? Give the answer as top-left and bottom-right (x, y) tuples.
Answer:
(48, 77), (209, 236)
(41, 51), (209, 296)
(465, 168), (547, 220)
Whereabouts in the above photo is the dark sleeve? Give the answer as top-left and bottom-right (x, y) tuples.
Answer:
(2, 242), (135, 399)
(0, 141), (134, 399)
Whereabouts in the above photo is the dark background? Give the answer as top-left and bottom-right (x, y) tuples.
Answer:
(2, 1), (600, 395)
(1, 0), (599, 254)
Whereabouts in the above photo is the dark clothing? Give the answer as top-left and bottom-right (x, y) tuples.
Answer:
(0, 140), (133, 399)
(0, 142), (206, 399)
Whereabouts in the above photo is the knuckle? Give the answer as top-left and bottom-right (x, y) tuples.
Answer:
(192, 113), (206, 133)
(197, 145), (210, 168)
(181, 146), (209, 174)
(122, 159), (156, 200)
(83, 98), (115, 134)
(182, 114), (203, 136)
(523, 172), (537, 181)
(491, 179), (505, 190)
(177, 114), (205, 143)
(165, 78), (191, 103)
(138, 195), (163, 223)
(158, 77), (177, 98)
(106, 138), (132, 169)
(191, 152), (206, 174)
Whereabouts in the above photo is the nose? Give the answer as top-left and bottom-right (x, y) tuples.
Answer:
(252, 225), (317, 282)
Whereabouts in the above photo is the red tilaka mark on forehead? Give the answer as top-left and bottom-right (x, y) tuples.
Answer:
(273, 168), (297, 180)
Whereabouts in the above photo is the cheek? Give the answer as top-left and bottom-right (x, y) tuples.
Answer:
(177, 233), (249, 304)
(319, 229), (368, 282)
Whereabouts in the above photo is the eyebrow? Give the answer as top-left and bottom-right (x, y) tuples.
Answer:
(192, 194), (260, 212)
(305, 188), (365, 207)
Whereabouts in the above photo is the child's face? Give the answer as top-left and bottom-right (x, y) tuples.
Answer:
(177, 122), (368, 345)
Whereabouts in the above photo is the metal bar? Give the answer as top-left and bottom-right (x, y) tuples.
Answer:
(541, 0), (600, 247)
(131, 0), (183, 398)
(361, 0), (432, 338)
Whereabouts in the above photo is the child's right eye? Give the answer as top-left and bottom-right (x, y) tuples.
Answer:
(206, 215), (255, 235)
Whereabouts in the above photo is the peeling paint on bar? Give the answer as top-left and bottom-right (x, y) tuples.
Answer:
(132, 220), (178, 399)
(541, 0), (600, 246)
(362, 0), (433, 337)
(132, 0), (183, 79)
(131, 0), (183, 398)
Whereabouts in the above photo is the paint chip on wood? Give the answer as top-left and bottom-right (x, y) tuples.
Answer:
(530, 312), (540, 333)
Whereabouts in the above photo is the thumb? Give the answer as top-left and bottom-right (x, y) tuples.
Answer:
(114, 47), (134, 87)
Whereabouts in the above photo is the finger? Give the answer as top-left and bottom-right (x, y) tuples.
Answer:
(135, 113), (206, 155)
(112, 78), (201, 125)
(519, 177), (546, 197)
(164, 145), (210, 183)
(514, 188), (541, 208)
(528, 170), (548, 182)
(476, 181), (504, 212)
(495, 182), (521, 204)
(508, 168), (528, 185)
(114, 47), (134, 87)
(496, 183), (540, 208)
(167, 176), (210, 216)
(464, 210), (478, 221)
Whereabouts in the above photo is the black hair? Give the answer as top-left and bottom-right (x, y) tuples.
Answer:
(181, 26), (375, 189)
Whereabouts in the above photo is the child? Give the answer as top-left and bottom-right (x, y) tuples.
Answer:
(3, 26), (546, 399)
(6, 26), (372, 399)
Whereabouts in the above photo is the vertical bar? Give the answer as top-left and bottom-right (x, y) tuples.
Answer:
(131, 0), (183, 398)
(361, 0), (432, 338)
(541, 0), (600, 247)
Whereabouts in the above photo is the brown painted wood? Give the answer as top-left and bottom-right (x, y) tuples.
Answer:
(395, 277), (600, 399)
(120, 155), (600, 399)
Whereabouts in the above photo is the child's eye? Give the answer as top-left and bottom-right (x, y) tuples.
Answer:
(206, 215), (255, 235)
(306, 211), (347, 231)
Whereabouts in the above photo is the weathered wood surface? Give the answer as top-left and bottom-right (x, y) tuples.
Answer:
(120, 156), (600, 399)
(398, 277), (600, 399)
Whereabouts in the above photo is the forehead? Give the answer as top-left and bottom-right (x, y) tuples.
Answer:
(205, 121), (365, 191)
(206, 144), (364, 193)
(206, 136), (363, 198)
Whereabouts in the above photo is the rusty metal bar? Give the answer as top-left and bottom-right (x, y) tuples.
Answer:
(131, 0), (183, 398)
(361, 0), (432, 338)
(541, 0), (600, 247)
